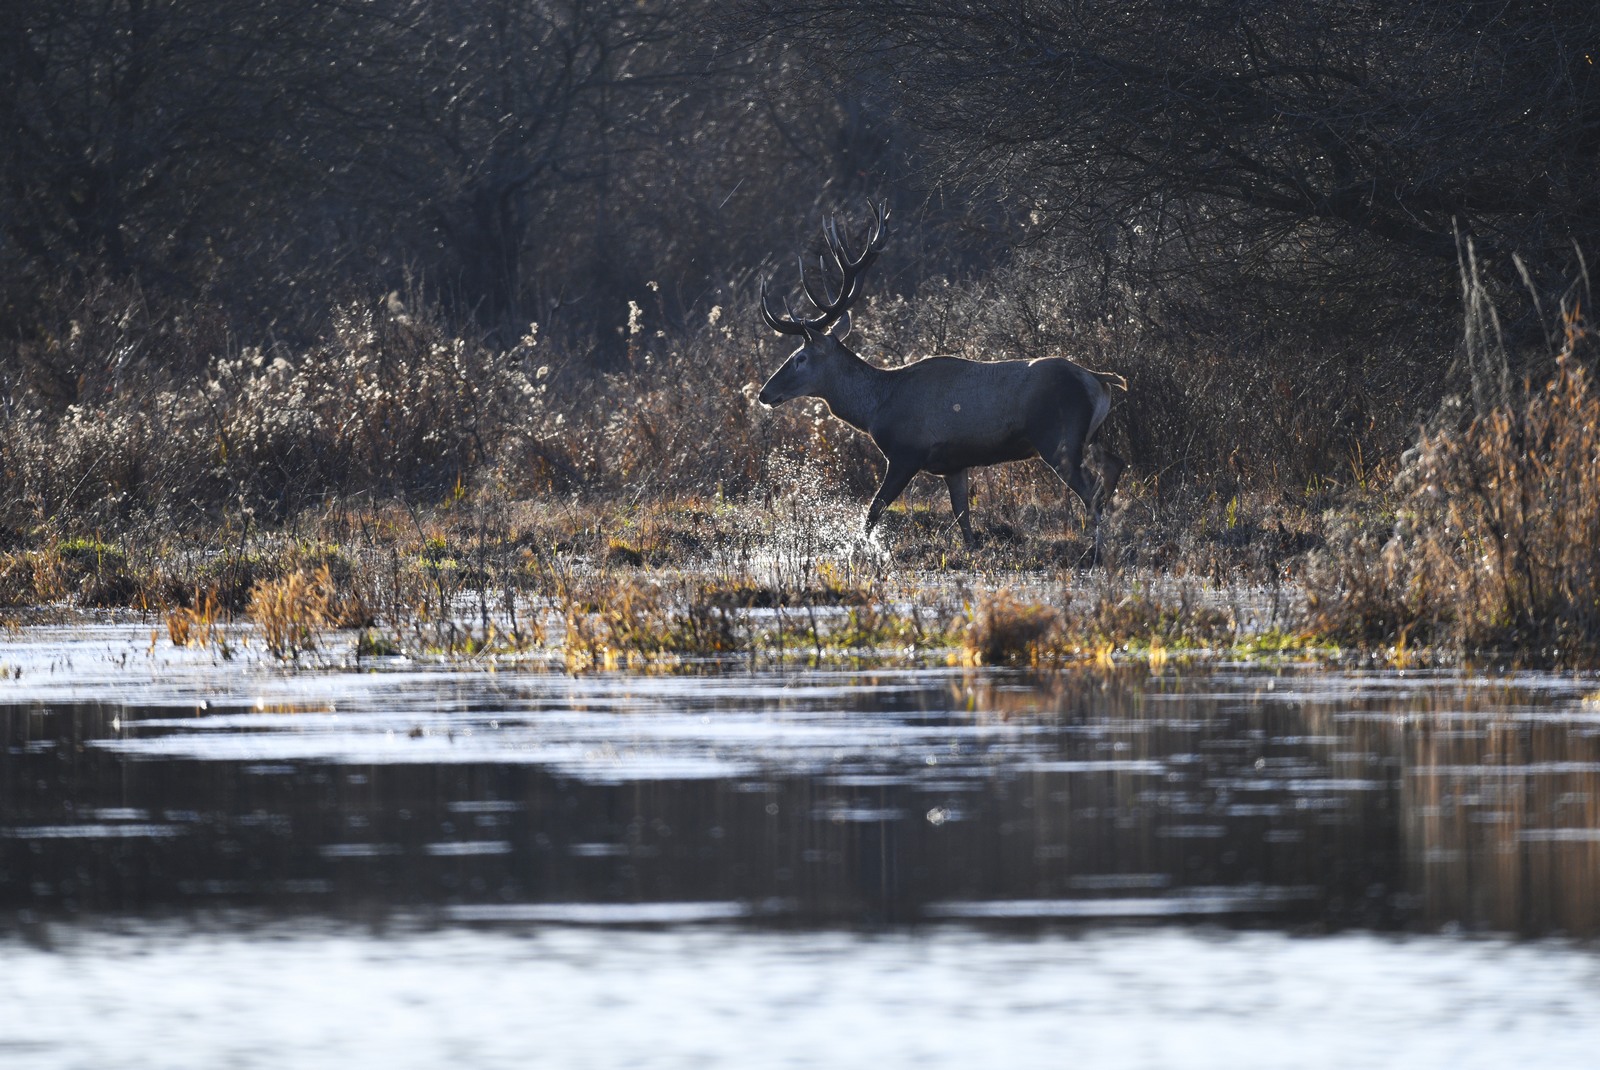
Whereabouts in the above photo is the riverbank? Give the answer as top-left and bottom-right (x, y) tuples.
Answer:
(0, 481), (1346, 671)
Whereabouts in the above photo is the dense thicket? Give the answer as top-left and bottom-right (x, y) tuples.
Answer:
(0, 1), (887, 342)
(2, 1), (1596, 530)
(758, 1), (1600, 324)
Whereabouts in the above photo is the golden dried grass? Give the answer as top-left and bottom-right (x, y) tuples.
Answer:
(247, 566), (334, 659)
(962, 590), (1062, 665)
(1311, 304), (1600, 660)
(167, 590), (224, 649)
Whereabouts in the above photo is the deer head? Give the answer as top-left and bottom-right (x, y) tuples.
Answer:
(757, 201), (889, 406)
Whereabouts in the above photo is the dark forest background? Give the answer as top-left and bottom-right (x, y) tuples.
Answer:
(3, 0), (1597, 533)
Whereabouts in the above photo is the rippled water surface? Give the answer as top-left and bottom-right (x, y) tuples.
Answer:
(3, 624), (1599, 1066)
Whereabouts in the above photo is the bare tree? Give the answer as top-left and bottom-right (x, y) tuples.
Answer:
(747, 1), (1600, 321)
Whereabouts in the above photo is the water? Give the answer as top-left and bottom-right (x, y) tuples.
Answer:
(4, 924), (1596, 1069)
(3, 624), (1599, 1066)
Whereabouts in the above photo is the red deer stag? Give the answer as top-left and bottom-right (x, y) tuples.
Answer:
(757, 202), (1126, 551)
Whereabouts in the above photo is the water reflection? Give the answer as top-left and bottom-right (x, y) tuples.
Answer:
(1402, 710), (1600, 935)
(2, 648), (1599, 937)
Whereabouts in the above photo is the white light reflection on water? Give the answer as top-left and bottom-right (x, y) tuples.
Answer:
(0, 924), (1596, 1070)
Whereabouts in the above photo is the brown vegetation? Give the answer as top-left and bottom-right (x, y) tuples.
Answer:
(961, 591), (1062, 666)
(1308, 273), (1600, 663)
(5, 3), (1600, 666)
(246, 568), (335, 661)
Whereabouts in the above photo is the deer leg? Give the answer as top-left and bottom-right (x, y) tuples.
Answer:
(865, 457), (919, 534)
(1088, 443), (1126, 513)
(1039, 427), (1099, 515)
(1043, 452), (1109, 566)
(1048, 458), (1100, 517)
(1033, 403), (1111, 564)
(943, 469), (975, 547)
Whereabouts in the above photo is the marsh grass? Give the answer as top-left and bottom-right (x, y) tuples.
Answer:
(247, 567), (335, 660)
(961, 590), (1063, 665)
(0, 478), (1333, 666)
(556, 574), (743, 670)
(0, 539), (139, 608)
(1309, 274), (1600, 663)
(167, 590), (224, 650)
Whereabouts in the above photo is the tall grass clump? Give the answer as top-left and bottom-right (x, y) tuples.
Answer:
(961, 590), (1062, 665)
(247, 567), (335, 660)
(1309, 257), (1600, 661)
(167, 590), (224, 650)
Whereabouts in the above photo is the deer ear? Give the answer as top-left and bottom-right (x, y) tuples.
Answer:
(831, 311), (852, 341)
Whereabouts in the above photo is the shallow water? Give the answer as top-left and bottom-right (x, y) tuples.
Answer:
(3, 923), (1597, 1070)
(3, 624), (1599, 1065)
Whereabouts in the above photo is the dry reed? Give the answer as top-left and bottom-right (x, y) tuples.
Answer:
(1310, 301), (1600, 661)
(247, 567), (335, 659)
(167, 590), (224, 649)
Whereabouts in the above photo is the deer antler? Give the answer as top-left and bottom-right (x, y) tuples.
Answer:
(761, 200), (889, 337)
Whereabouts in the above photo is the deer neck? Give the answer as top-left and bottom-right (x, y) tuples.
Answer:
(819, 348), (888, 434)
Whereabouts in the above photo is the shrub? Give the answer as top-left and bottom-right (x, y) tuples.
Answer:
(1309, 299), (1600, 660)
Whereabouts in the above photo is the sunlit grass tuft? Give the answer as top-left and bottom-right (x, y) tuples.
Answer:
(962, 590), (1062, 666)
(248, 567), (334, 660)
(558, 575), (745, 671)
(167, 590), (224, 650)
